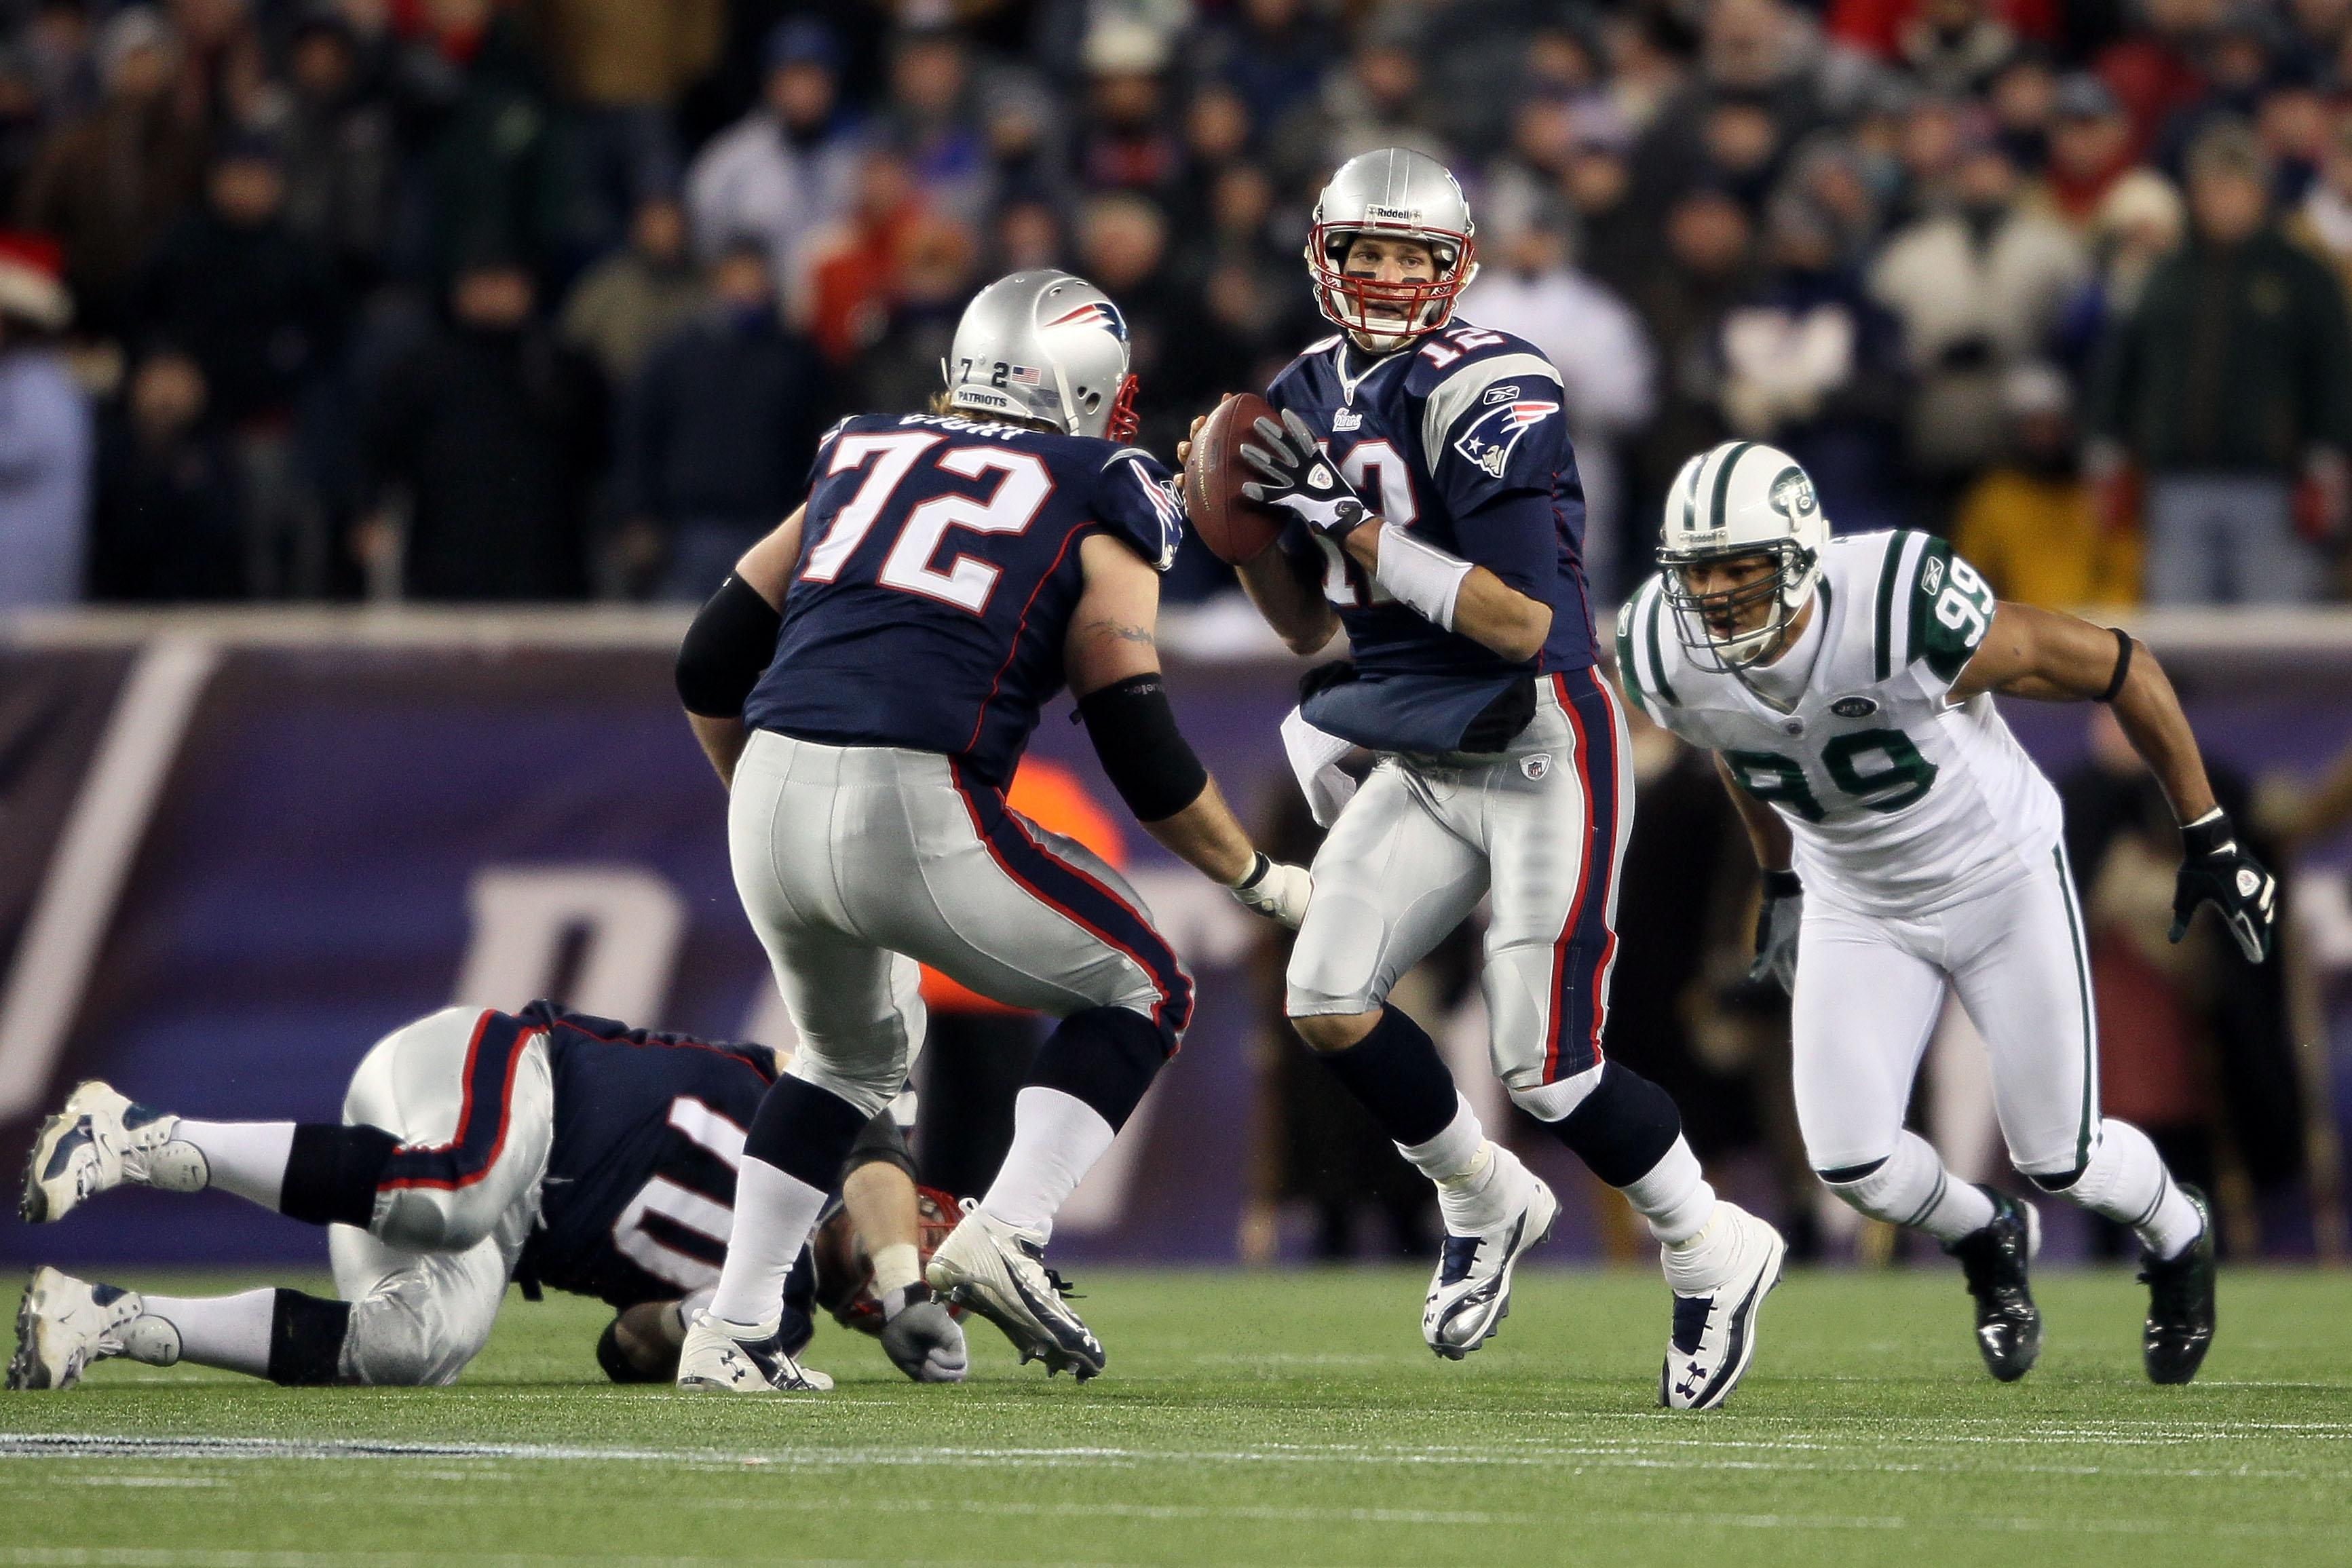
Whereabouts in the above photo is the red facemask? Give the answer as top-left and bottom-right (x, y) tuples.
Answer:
(1306, 223), (1477, 341)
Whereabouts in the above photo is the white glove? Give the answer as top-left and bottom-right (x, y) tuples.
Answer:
(1230, 851), (1312, 929)
(1281, 706), (1359, 828)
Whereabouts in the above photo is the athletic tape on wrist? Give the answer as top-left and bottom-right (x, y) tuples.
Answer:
(1371, 524), (1473, 631)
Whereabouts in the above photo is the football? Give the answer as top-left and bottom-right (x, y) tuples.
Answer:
(1182, 391), (1287, 565)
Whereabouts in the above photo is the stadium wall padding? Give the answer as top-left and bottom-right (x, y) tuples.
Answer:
(1, 619), (2349, 1268)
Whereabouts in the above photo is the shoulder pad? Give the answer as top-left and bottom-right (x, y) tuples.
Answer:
(1093, 445), (1186, 571)
(1616, 575), (1685, 714)
(1264, 344), (1335, 407)
(1411, 336), (1563, 473)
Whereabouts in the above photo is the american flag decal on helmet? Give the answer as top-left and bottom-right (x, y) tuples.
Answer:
(1046, 299), (1129, 343)
(1452, 397), (1560, 478)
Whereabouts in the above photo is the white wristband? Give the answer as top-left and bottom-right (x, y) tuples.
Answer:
(1372, 524), (1475, 630)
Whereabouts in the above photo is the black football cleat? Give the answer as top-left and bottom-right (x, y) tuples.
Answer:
(1943, 1187), (2042, 1383)
(2139, 1184), (2216, 1385)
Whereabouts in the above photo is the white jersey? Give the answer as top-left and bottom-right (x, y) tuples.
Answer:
(1616, 529), (2062, 916)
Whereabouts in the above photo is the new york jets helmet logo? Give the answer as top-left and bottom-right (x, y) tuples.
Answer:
(1768, 466), (1816, 520)
(1831, 695), (1878, 718)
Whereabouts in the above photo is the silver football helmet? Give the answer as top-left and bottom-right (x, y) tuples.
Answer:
(1657, 440), (1829, 670)
(942, 270), (1138, 441)
(1306, 148), (1480, 350)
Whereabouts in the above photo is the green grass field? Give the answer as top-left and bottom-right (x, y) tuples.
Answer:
(3, 1265), (2348, 1568)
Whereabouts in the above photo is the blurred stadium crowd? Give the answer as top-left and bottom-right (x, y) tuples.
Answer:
(2, 0), (2352, 610)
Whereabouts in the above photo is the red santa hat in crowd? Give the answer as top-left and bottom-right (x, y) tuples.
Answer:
(0, 232), (72, 332)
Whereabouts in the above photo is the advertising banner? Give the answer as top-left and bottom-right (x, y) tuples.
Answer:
(2, 610), (2347, 1269)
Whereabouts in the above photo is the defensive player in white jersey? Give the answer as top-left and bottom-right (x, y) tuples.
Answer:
(1617, 440), (2277, 1384)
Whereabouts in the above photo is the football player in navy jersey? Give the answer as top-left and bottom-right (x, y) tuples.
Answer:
(668, 269), (1311, 1390)
(1200, 148), (1786, 1409)
(12, 1002), (966, 1390)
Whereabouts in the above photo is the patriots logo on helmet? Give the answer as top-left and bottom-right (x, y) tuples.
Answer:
(1046, 300), (1129, 343)
(1453, 398), (1559, 478)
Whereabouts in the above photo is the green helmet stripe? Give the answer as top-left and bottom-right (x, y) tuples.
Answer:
(1707, 440), (1755, 534)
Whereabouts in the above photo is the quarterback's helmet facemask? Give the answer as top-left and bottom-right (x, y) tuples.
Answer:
(1657, 441), (1828, 671)
(942, 270), (1140, 442)
(1307, 148), (1479, 349)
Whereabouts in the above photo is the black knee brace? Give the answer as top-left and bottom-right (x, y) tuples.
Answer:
(1544, 1063), (1684, 1187)
(1029, 1006), (1167, 1131)
(280, 1124), (400, 1228)
(266, 1290), (354, 1385)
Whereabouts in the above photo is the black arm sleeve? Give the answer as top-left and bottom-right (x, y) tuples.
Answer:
(1076, 672), (1210, 822)
(840, 1111), (917, 1184)
(675, 573), (782, 718)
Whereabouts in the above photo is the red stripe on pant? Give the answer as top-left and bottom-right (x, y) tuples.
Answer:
(377, 1010), (537, 1191)
(1541, 666), (1625, 1084)
(948, 761), (1192, 1048)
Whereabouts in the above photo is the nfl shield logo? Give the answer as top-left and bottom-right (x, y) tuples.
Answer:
(1521, 753), (1551, 782)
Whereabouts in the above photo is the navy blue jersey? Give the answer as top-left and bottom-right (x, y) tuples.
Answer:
(514, 1001), (779, 1309)
(744, 412), (1186, 787)
(1266, 324), (1596, 748)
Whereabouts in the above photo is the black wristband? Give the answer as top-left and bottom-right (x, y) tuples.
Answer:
(1076, 672), (1209, 822)
(1235, 851), (1272, 890)
(675, 573), (783, 719)
(1760, 869), (1802, 898)
(2095, 628), (2133, 704)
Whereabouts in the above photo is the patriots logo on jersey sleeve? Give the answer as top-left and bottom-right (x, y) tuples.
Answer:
(1452, 397), (1560, 478)
(1128, 457), (1186, 570)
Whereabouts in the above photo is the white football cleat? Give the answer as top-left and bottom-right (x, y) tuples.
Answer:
(1424, 1151), (1559, 1360)
(675, 1311), (831, 1392)
(1659, 1202), (1785, 1411)
(927, 1206), (1105, 1379)
(8, 1267), (143, 1390)
(20, 1081), (206, 1223)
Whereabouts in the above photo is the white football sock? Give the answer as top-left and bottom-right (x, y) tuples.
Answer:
(706, 1156), (831, 1328)
(2060, 1119), (2203, 1259)
(1820, 1131), (1996, 1244)
(979, 1087), (1116, 1241)
(172, 1121), (297, 1209)
(1618, 1136), (1716, 1245)
(135, 1290), (276, 1377)
(1397, 1094), (1485, 1184)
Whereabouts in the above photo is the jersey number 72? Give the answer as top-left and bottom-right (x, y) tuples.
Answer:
(802, 431), (1053, 615)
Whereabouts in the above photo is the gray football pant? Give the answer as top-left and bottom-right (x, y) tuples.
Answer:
(1285, 668), (1635, 1120)
(328, 1007), (552, 1387)
(729, 730), (1193, 1120)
